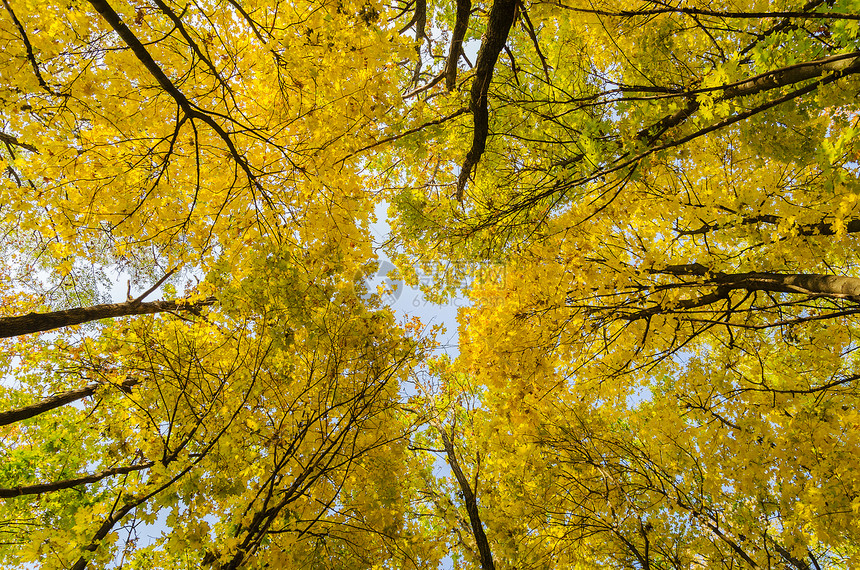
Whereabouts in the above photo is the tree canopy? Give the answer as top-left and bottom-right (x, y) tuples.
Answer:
(1, 0), (859, 568)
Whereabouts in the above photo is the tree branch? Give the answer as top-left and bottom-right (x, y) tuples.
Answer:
(338, 108), (468, 163)
(456, 0), (518, 200)
(438, 427), (496, 570)
(86, 0), (193, 113)
(676, 214), (860, 237)
(550, 4), (860, 21)
(0, 461), (154, 498)
(131, 268), (178, 304)
(1, 0), (53, 93)
(639, 52), (860, 143)
(622, 268), (860, 320)
(656, 265), (860, 299)
(445, 0), (472, 90)
(0, 297), (215, 339)
(0, 378), (137, 427)
(518, 0), (550, 83)
(0, 132), (38, 153)
(86, 0), (269, 209)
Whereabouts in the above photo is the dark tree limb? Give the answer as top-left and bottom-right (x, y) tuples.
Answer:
(694, 512), (758, 567)
(611, 527), (651, 570)
(738, 0), (828, 58)
(808, 548), (823, 570)
(404, 72), (446, 98)
(654, 489), (760, 568)
(1, 0), (54, 93)
(152, 0), (231, 92)
(527, 57), (860, 213)
(0, 132), (38, 153)
(456, 0), (518, 200)
(225, 0), (268, 44)
(720, 272), (860, 298)
(622, 268), (860, 321)
(411, 0), (427, 84)
(676, 214), (860, 237)
(86, 0), (271, 210)
(131, 267), (177, 304)
(0, 461), (154, 498)
(86, 0), (192, 113)
(771, 539), (811, 570)
(552, 5), (860, 21)
(623, 287), (732, 320)
(396, 0), (418, 33)
(0, 378), (137, 427)
(518, 0), (550, 83)
(0, 297), (215, 339)
(655, 265), (860, 299)
(639, 52), (860, 143)
(445, 0), (472, 90)
(722, 52), (860, 98)
(439, 427), (496, 570)
(728, 373), (860, 396)
(69, 490), (147, 570)
(478, 45), (860, 224)
(688, 308), (860, 331)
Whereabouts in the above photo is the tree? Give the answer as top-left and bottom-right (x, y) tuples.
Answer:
(3, 0), (860, 568)
(0, 0), (437, 567)
(384, 0), (860, 568)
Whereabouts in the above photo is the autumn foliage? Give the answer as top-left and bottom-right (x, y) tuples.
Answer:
(1, 0), (859, 568)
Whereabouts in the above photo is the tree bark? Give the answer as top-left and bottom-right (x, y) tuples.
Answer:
(456, 0), (518, 199)
(712, 272), (860, 299)
(0, 378), (137, 426)
(439, 428), (496, 570)
(676, 214), (860, 237)
(0, 461), (154, 498)
(657, 265), (860, 300)
(445, 0), (471, 90)
(0, 297), (215, 339)
(625, 267), (860, 320)
(641, 52), (860, 143)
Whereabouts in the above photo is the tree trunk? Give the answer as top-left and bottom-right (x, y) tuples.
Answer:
(439, 428), (496, 570)
(657, 265), (860, 300)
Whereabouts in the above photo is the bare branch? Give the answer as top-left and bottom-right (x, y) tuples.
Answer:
(131, 267), (178, 304)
